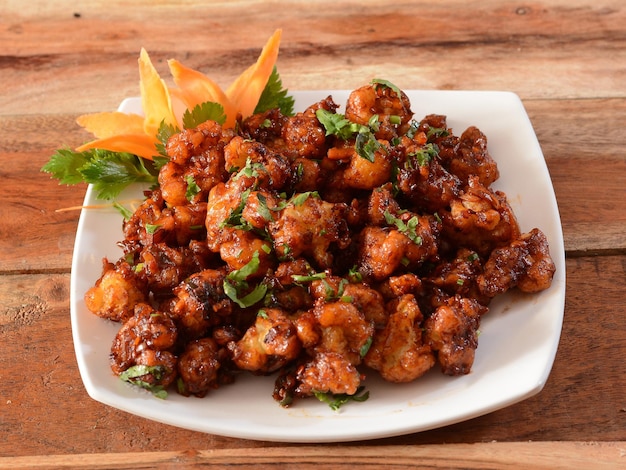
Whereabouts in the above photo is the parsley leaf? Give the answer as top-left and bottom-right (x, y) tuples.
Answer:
(183, 101), (226, 129)
(254, 67), (295, 116)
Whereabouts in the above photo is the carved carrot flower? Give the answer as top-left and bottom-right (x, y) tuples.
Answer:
(75, 48), (179, 160)
(168, 29), (282, 128)
(42, 30), (291, 200)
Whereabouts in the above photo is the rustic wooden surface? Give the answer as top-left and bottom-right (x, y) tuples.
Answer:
(1, 0), (625, 468)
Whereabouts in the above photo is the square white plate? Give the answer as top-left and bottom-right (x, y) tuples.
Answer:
(70, 90), (566, 442)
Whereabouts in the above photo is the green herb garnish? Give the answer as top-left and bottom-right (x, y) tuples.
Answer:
(313, 386), (370, 411)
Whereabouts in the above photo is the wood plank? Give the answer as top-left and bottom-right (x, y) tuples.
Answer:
(1, 255), (624, 455)
(2, 0), (625, 115)
(1, 442), (625, 469)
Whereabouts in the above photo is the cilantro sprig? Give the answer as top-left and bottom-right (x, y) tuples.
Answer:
(42, 148), (159, 200)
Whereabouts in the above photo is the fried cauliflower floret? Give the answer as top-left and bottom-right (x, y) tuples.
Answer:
(269, 194), (350, 269)
(281, 107), (329, 160)
(364, 294), (435, 383)
(177, 337), (222, 397)
(296, 299), (374, 366)
(223, 136), (292, 191)
(342, 144), (392, 190)
(424, 296), (487, 376)
(84, 259), (147, 322)
(477, 228), (556, 297)
(309, 275), (387, 328)
(295, 351), (362, 396)
(228, 308), (301, 374)
(345, 82), (413, 140)
(204, 176), (253, 252)
(358, 215), (440, 281)
(160, 120), (233, 206)
(171, 269), (233, 339)
(448, 126), (499, 186)
(443, 175), (520, 256)
(425, 248), (487, 304)
(397, 143), (463, 213)
(138, 242), (210, 294)
(110, 303), (178, 386)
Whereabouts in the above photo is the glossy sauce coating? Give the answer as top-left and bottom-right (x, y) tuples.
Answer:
(84, 82), (556, 406)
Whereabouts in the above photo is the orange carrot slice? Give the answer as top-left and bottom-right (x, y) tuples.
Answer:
(76, 112), (145, 139)
(76, 134), (159, 160)
(226, 29), (282, 120)
(138, 48), (178, 136)
(168, 59), (237, 127)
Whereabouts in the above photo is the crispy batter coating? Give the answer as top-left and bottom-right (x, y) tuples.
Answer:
(228, 308), (301, 374)
(269, 195), (351, 269)
(110, 303), (178, 386)
(477, 228), (556, 297)
(364, 294), (435, 383)
(424, 296), (486, 375)
(86, 82), (557, 406)
(177, 337), (222, 397)
(84, 259), (147, 322)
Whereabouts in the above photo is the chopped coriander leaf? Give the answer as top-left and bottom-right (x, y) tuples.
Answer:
(119, 364), (169, 399)
(371, 78), (402, 97)
(156, 120), (180, 157)
(315, 109), (364, 139)
(254, 67), (295, 116)
(145, 223), (161, 234)
(360, 336), (373, 358)
(406, 143), (439, 168)
(367, 114), (381, 132)
(183, 101), (226, 129)
(291, 272), (327, 283)
(384, 210), (422, 245)
(227, 251), (262, 282)
(355, 131), (383, 163)
(113, 202), (134, 220)
(223, 251), (268, 308)
(185, 174), (201, 201)
(313, 386), (370, 411)
(426, 126), (450, 139)
(255, 193), (274, 222)
(290, 191), (319, 206)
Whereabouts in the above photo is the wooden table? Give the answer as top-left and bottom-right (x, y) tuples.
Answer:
(2, 1), (625, 468)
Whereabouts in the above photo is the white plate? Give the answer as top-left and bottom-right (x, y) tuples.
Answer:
(70, 90), (566, 442)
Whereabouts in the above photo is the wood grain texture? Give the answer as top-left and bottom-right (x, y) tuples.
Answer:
(2, 0), (625, 116)
(1, 442), (625, 469)
(1, 0), (625, 465)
